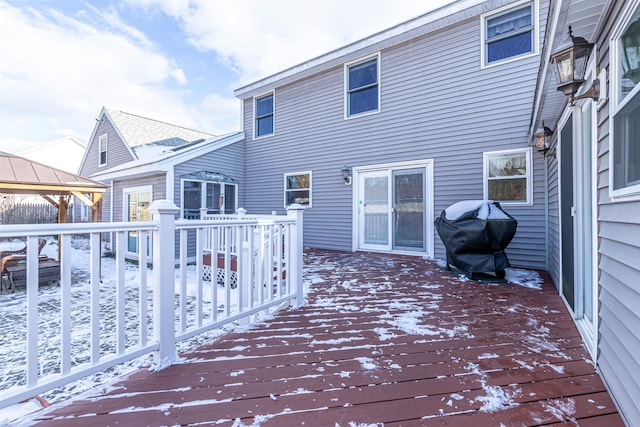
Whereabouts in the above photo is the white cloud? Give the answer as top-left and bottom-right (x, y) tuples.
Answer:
(124, 0), (455, 84)
(0, 0), (456, 154)
(0, 1), (215, 152)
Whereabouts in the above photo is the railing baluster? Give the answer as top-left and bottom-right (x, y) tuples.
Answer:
(60, 233), (72, 375)
(25, 235), (39, 388)
(179, 229), (188, 332)
(115, 231), (126, 355)
(139, 230), (148, 347)
(196, 227), (203, 327)
(90, 232), (101, 364)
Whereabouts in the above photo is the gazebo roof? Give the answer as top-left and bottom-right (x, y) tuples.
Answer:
(0, 151), (107, 196)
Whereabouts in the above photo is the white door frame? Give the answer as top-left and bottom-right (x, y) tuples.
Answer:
(352, 159), (434, 257)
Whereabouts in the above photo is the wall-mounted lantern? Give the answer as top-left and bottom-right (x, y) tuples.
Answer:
(621, 19), (640, 85)
(551, 26), (599, 103)
(341, 166), (352, 185)
(534, 122), (554, 157)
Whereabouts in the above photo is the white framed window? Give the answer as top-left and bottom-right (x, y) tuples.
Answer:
(481, 0), (537, 67)
(98, 133), (108, 166)
(80, 202), (89, 221)
(483, 148), (532, 205)
(284, 171), (312, 208)
(345, 53), (380, 118)
(610, 0), (640, 199)
(254, 91), (274, 139)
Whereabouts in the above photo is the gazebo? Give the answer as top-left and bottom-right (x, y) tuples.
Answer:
(0, 151), (107, 224)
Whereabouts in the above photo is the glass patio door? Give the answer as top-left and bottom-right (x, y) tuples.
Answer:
(393, 169), (425, 251)
(359, 171), (389, 250)
(124, 188), (151, 254)
(358, 168), (426, 252)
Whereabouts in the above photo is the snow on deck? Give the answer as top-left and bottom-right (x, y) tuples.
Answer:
(23, 249), (622, 426)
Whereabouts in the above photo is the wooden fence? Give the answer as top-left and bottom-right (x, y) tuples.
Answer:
(0, 202), (65, 225)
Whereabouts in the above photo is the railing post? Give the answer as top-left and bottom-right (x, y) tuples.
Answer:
(199, 207), (207, 219)
(286, 204), (305, 308)
(149, 200), (180, 369)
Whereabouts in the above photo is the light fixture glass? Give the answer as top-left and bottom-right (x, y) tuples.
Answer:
(551, 27), (594, 98)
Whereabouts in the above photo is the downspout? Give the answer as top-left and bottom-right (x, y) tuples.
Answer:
(544, 156), (549, 271)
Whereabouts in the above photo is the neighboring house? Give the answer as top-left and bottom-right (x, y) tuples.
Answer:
(15, 136), (87, 207)
(19, 135), (86, 174)
(234, 0), (549, 269)
(78, 107), (244, 254)
(531, 0), (640, 425)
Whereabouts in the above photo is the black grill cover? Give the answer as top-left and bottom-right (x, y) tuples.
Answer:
(435, 201), (517, 275)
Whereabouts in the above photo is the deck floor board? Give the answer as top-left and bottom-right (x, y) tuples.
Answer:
(31, 249), (624, 426)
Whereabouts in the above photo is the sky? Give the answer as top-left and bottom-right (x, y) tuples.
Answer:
(0, 0), (457, 155)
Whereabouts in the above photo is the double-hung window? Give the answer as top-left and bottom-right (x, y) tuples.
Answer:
(483, 148), (532, 204)
(482, 1), (536, 66)
(98, 134), (107, 166)
(254, 92), (274, 138)
(611, 1), (640, 198)
(346, 54), (380, 118)
(284, 172), (311, 207)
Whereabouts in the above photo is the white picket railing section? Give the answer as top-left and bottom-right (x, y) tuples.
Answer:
(0, 201), (304, 410)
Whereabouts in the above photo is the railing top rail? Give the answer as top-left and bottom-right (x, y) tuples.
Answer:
(177, 217), (295, 230)
(0, 221), (158, 238)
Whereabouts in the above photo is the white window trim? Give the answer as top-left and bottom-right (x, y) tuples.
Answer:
(480, 0), (539, 69)
(253, 90), (275, 140)
(98, 133), (108, 167)
(284, 171), (312, 208)
(483, 147), (533, 205)
(609, 0), (640, 201)
(344, 52), (381, 120)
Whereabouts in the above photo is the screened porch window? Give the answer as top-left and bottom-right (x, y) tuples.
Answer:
(483, 2), (535, 65)
(484, 148), (531, 204)
(181, 172), (238, 218)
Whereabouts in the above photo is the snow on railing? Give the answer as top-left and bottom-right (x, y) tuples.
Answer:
(0, 201), (304, 410)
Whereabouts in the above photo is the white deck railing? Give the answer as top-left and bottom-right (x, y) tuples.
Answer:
(0, 201), (304, 409)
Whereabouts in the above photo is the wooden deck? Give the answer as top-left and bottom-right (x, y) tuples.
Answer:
(31, 249), (623, 426)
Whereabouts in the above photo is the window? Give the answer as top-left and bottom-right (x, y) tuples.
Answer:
(346, 54), (380, 117)
(284, 172), (311, 207)
(483, 148), (531, 204)
(98, 134), (107, 166)
(181, 172), (238, 218)
(482, 1), (536, 66)
(254, 92), (274, 138)
(612, 1), (640, 198)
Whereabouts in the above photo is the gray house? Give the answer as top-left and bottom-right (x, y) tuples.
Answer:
(234, 0), (549, 269)
(532, 0), (640, 425)
(78, 107), (244, 255)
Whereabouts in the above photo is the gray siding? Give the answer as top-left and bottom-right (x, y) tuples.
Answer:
(240, 0), (548, 268)
(79, 117), (135, 177)
(594, 2), (640, 425)
(173, 140), (245, 208)
(112, 174), (166, 222)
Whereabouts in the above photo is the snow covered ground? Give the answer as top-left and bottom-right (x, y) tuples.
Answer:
(0, 238), (544, 425)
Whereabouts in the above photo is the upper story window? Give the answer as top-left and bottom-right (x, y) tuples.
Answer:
(254, 92), (274, 139)
(611, 0), (640, 199)
(482, 1), (536, 66)
(284, 172), (311, 207)
(98, 134), (107, 166)
(345, 54), (380, 118)
(483, 148), (532, 205)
